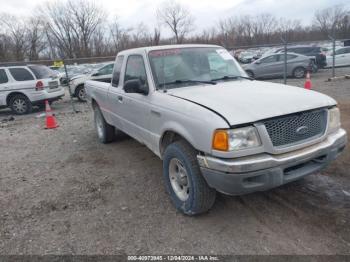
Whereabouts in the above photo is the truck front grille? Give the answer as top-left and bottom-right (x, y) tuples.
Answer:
(263, 109), (327, 147)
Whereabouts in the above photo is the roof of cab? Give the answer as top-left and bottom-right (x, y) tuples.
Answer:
(117, 44), (223, 56)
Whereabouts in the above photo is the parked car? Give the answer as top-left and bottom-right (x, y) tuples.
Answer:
(85, 44), (347, 215)
(0, 65), (65, 114)
(58, 65), (90, 86)
(243, 53), (316, 79)
(69, 62), (114, 101)
(275, 46), (327, 68)
(238, 51), (259, 64)
(326, 47), (350, 68)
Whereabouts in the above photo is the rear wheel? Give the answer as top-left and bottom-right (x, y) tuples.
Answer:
(94, 106), (115, 143)
(9, 94), (32, 115)
(163, 140), (216, 215)
(75, 85), (86, 102)
(293, 67), (306, 79)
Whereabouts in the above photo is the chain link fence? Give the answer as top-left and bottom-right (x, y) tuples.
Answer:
(226, 38), (350, 84)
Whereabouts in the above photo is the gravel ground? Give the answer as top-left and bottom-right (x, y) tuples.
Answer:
(0, 68), (350, 255)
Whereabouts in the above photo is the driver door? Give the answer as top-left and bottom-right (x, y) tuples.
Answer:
(114, 54), (152, 146)
(256, 55), (281, 77)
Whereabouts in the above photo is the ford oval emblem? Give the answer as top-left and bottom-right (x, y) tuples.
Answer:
(296, 126), (309, 135)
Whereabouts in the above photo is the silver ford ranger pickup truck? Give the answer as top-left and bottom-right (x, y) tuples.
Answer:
(85, 44), (347, 215)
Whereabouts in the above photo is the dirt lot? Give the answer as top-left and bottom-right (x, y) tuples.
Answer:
(0, 68), (350, 255)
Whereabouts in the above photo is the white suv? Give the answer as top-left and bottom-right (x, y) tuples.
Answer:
(70, 62), (114, 101)
(0, 65), (65, 114)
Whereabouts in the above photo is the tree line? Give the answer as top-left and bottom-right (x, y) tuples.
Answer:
(0, 0), (349, 62)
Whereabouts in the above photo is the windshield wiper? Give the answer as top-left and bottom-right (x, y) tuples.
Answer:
(158, 79), (216, 88)
(211, 75), (254, 81)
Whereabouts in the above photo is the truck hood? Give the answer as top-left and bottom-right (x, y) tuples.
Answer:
(168, 80), (336, 126)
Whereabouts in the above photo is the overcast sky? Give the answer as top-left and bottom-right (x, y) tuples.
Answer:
(1, 0), (349, 35)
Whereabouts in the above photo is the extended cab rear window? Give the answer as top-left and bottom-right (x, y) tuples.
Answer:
(28, 65), (55, 79)
(112, 56), (124, 87)
(0, 69), (8, 84)
(9, 68), (34, 81)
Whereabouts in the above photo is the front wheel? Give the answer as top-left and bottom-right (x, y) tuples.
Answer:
(163, 140), (216, 215)
(94, 106), (115, 143)
(75, 85), (87, 102)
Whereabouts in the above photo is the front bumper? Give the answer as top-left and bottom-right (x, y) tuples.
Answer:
(198, 128), (347, 195)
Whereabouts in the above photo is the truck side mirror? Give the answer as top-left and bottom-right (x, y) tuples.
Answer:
(255, 60), (261, 65)
(124, 79), (148, 95)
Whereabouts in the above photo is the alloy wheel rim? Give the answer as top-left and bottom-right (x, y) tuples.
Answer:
(13, 99), (27, 113)
(295, 69), (304, 78)
(169, 158), (190, 201)
(79, 88), (86, 100)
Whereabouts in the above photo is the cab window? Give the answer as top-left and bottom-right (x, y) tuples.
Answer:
(112, 56), (124, 87)
(124, 55), (148, 88)
(0, 69), (8, 84)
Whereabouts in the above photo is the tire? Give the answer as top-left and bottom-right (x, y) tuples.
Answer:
(75, 85), (87, 102)
(246, 70), (254, 79)
(163, 140), (216, 215)
(94, 106), (115, 143)
(293, 67), (306, 79)
(9, 94), (32, 115)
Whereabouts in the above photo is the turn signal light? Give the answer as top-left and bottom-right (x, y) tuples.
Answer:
(212, 130), (229, 151)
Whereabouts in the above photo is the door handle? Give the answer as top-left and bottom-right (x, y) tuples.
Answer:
(117, 96), (123, 103)
(151, 110), (161, 117)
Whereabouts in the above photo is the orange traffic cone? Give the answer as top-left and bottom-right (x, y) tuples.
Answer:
(45, 100), (58, 129)
(304, 71), (312, 90)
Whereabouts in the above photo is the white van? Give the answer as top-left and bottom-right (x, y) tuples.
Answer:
(0, 65), (65, 114)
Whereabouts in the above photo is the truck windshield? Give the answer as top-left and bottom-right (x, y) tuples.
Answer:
(148, 47), (246, 89)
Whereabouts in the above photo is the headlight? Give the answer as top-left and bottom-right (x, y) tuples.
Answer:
(328, 107), (341, 133)
(212, 126), (261, 151)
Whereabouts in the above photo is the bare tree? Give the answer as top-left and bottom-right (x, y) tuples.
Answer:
(157, 0), (194, 44)
(109, 17), (132, 52)
(41, 1), (76, 58)
(278, 18), (302, 41)
(131, 23), (152, 47)
(0, 13), (28, 60)
(152, 27), (161, 46)
(41, 0), (105, 58)
(314, 5), (348, 37)
(92, 25), (108, 56)
(26, 17), (46, 60)
(68, 0), (106, 56)
(253, 13), (278, 43)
